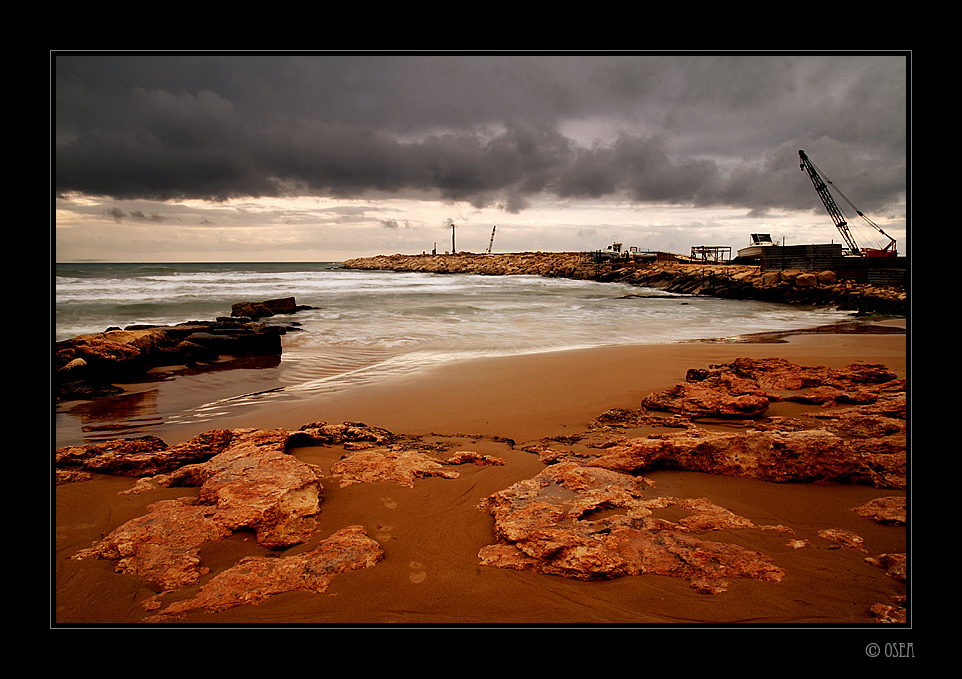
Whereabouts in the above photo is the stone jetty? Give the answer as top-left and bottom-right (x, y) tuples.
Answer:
(55, 297), (317, 402)
(341, 252), (907, 315)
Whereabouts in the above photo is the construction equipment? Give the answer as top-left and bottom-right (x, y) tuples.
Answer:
(798, 150), (897, 257)
(487, 225), (497, 253)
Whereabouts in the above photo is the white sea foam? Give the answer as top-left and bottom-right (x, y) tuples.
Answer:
(55, 261), (856, 441)
(56, 260), (854, 367)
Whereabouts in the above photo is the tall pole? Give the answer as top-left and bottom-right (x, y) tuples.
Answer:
(451, 223), (455, 254)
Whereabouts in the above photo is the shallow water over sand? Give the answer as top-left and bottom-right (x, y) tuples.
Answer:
(55, 262), (856, 445)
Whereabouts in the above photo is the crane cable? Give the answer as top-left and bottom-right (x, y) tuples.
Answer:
(807, 157), (893, 251)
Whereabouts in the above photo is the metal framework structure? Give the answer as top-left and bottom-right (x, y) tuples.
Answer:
(691, 245), (732, 262)
(798, 150), (897, 257)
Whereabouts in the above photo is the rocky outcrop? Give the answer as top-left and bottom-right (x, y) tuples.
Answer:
(54, 297), (318, 402)
(341, 253), (907, 315)
(286, 421), (395, 450)
(639, 357), (901, 420)
(62, 357), (906, 618)
(578, 428), (904, 489)
(55, 429), (235, 483)
(230, 296), (317, 319)
(478, 462), (788, 593)
(537, 357), (906, 489)
(854, 496), (907, 526)
(55, 422), (399, 484)
(142, 525), (383, 621)
(64, 422), (505, 619)
(73, 428), (327, 592)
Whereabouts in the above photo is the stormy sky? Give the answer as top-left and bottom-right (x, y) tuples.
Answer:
(53, 53), (909, 262)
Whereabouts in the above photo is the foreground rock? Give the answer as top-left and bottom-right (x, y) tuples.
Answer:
(478, 462), (788, 593)
(73, 428), (326, 591)
(62, 357), (906, 619)
(142, 525), (383, 622)
(55, 429), (235, 483)
(644, 357), (902, 418)
(578, 427), (905, 489)
(538, 357), (906, 489)
(65, 422), (504, 619)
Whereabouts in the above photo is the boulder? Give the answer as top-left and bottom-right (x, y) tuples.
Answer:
(331, 449), (461, 487)
(817, 270), (838, 285)
(231, 296), (316, 318)
(73, 428), (327, 590)
(539, 357), (906, 489)
(641, 358), (901, 419)
(55, 318), (285, 402)
(643, 372), (772, 418)
(582, 427), (905, 488)
(230, 301), (274, 318)
(478, 462), (786, 592)
(56, 429), (236, 481)
(142, 525), (383, 621)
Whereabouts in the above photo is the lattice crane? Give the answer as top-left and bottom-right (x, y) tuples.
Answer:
(798, 149), (897, 257)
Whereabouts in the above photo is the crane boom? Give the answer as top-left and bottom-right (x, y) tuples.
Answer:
(798, 149), (897, 257)
(798, 150), (860, 254)
(487, 225), (496, 253)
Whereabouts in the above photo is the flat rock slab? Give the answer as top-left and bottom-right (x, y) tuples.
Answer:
(478, 462), (788, 594)
(74, 428), (326, 590)
(142, 525), (383, 621)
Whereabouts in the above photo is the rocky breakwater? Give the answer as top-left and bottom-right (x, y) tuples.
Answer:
(55, 296), (315, 402)
(342, 251), (597, 279)
(342, 253), (906, 315)
(602, 261), (906, 315)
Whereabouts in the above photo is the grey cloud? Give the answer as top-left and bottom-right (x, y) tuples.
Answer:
(104, 207), (167, 223)
(54, 53), (908, 217)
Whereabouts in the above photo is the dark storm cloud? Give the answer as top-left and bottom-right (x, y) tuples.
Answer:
(53, 54), (908, 215)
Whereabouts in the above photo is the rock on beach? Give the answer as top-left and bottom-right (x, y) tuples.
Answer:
(58, 357), (907, 620)
(55, 297), (317, 402)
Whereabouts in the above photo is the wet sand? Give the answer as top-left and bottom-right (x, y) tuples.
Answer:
(54, 322), (909, 629)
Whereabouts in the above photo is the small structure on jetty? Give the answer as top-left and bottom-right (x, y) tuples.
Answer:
(691, 245), (732, 263)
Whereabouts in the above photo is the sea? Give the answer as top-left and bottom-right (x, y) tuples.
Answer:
(54, 261), (854, 445)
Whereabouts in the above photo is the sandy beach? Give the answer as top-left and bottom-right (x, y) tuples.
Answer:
(54, 321), (908, 628)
